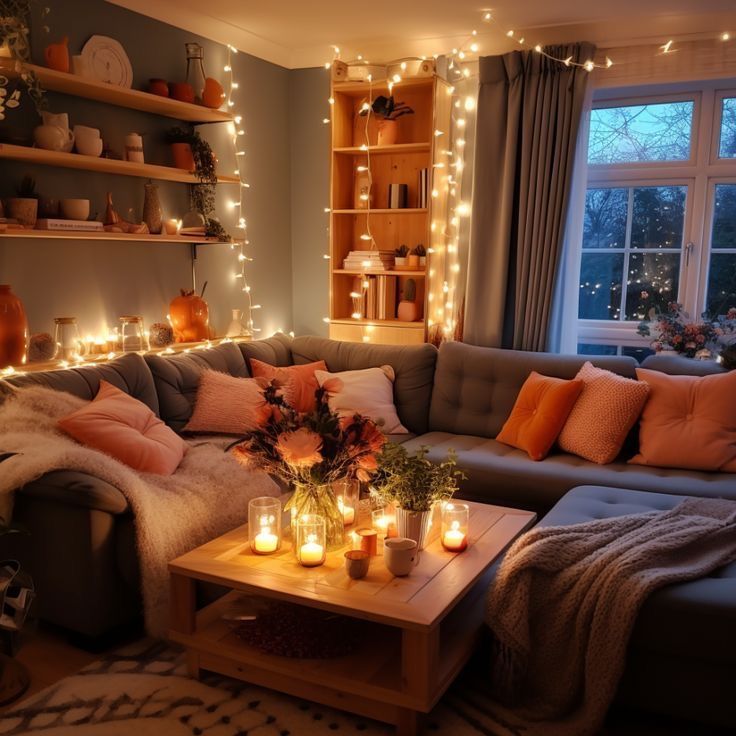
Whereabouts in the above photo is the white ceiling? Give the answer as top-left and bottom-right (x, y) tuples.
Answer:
(108, 0), (736, 69)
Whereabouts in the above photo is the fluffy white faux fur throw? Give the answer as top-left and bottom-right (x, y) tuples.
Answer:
(0, 386), (279, 636)
(485, 497), (736, 736)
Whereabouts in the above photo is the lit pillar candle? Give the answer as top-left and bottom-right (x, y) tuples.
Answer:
(442, 520), (468, 552)
(338, 497), (355, 526)
(299, 534), (325, 567)
(254, 526), (279, 553)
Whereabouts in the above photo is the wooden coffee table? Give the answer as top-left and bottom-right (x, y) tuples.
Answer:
(169, 500), (535, 735)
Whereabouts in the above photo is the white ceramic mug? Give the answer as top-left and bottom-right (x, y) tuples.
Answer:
(34, 124), (74, 152)
(74, 125), (102, 156)
(384, 537), (418, 577)
(71, 54), (91, 77)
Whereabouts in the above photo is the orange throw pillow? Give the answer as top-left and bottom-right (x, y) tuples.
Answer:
(184, 370), (271, 434)
(630, 368), (736, 472)
(249, 359), (327, 413)
(558, 362), (650, 464)
(58, 380), (186, 475)
(496, 372), (583, 461)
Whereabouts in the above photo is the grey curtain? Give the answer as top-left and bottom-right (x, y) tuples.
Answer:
(464, 44), (595, 350)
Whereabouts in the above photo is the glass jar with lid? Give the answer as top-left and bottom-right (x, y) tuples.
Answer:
(118, 316), (146, 353)
(53, 317), (84, 361)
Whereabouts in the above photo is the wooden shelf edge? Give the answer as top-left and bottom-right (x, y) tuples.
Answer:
(333, 77), (435, 95)
(329, 318), (425, 329)
(0, 229), (221, 244)
(333, 143), (431, 155)
(0, 143), (239, 184)
(332, 209), (428, 215)
(0, 60), (233, 124)
(334, 270), (426, 277)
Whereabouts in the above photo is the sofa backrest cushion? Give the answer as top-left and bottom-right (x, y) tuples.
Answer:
(641, 353), (727, 376)
(239, 333), (293, 370)
(429, 342), (638, 439)
(291, 336), (438, 435)
(144, 341), (247, 431)
(0, 353), (159, 414)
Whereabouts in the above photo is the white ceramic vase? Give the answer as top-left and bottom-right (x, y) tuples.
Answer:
(225, 309), (244, 337)
(395, 507), (432, 550)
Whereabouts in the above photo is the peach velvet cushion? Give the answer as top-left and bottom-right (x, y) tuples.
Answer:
(496, 371), (584, 461)
(58, 380), (186, 475)
(183, 370), (270, 434)
(249, 359), (326, 413)
(630, 368), (736, 472)
(558, 362), (650, 464)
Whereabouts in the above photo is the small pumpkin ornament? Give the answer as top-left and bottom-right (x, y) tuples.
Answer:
(169, 283), (210, 342)
(202, 77), (226, 109)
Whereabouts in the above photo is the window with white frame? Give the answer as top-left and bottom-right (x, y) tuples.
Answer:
(574, 83), (736, 360)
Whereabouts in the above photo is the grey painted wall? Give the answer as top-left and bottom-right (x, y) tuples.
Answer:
(0, 0), (293, 339)
(289, 68), (330, 337)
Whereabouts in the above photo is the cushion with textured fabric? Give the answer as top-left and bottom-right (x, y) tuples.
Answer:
(58, 381), (186, 475)
(250, 359), (326, 413)
(183, 370), (270, 435)
(631, 368), (736, 472)
(558, 362), (650, 464)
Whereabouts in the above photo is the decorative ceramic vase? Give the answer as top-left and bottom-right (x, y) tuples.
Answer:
(377, 119), (399, 146)
(202, 77), (225, 109)
(148, 322), (175, 348)
(104, 192), (121, 225)
(395, 507), (432, 550)
(44, 36), (69, 73)
(185, 42), (207, 103)
(148, 78), (169, 97)
(286, 483), (344, 550)
(225, 308), (244, 337)
(0, 285), (27, 368)
(142, 182), (163, 234)
(6, 198), (37, 226)
(169, 289), (209, 342)
(171, 142), (195, 171)
(169, 82), (195, 104)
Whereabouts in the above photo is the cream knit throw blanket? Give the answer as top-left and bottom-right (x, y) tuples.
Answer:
(485, 497), (736, 736)
(0, 386), (279, 637)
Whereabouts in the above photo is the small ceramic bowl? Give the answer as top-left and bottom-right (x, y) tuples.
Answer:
(344, 550), (370, 580)
(60, 198), (90, 221)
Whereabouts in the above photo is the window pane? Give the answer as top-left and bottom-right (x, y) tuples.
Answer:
(706, 253), (736, 316)
(579, 253), (624, 320)
(588, 101), (694, 164)
(577, 343), (617, 356)
(712, 183), (736, 249)
(626, 252), (680, 320)
(583, 188), (627, 249)
(719, 97), (736, 158)
(631, 186), (686, 249)
(621, 345), (655, 363)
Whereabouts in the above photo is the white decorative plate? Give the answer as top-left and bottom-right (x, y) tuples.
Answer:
(80, 35), (133, 88)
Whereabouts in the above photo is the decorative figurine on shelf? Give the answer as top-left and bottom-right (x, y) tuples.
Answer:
(397, 278), (421, 322)
(148, 322), (175, 348)
(102, 193), (149, 235)
(358, 94), (414, 146)
(169, 283), (210, 342)
(44, 36), (69, 73)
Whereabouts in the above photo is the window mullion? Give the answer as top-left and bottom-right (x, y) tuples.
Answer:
(621, 187), (634, 322)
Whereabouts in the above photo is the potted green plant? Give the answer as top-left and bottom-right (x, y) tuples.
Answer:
(372, 444), (464, 549)
(358, 94), (414, 146)
(6, 175), (38, 226)
(413, 244), (427, 268)
(394, 244), (409, 267)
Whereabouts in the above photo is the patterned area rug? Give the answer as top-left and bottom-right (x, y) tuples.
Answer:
(0, 640), (488, 735)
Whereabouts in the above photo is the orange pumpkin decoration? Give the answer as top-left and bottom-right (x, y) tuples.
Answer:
(169, 288), (209, 343)
(0, 285), (28, 367)
(202, 77), (226, 109)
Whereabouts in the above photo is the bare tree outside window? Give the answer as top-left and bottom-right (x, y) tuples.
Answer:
(719, 98), (736, 159)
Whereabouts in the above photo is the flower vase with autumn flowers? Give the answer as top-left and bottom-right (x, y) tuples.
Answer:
(228, 379), (385, 550)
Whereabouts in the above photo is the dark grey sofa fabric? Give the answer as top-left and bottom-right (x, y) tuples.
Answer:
(429, 342), (637, 438)
(238, 333), (294, 369)
(144, 341), (248, 432)
(0, 353), (159, 414)
(641, 353), (727, 376)
(404, 432), (736, 513)
(537, 486), (736, 728)
(291, 335), (438, 435)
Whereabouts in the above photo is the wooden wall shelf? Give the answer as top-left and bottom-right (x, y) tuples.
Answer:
(0, 60), (233, 124)
(0, 229), (220, 244)
(329, 318), (424, 329)
(332, 208), (427, 215)
(0, 143), (239, 184)
(334, 269), (426, 277)
(333, 143), (431, 155)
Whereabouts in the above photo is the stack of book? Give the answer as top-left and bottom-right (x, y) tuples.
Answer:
(358, 275), (398, 320)
(343, 250), (395, 271)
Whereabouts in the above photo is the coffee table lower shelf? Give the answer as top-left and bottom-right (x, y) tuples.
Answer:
(169, 578), (489, 736)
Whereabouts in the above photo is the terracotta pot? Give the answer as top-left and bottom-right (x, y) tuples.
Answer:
(148, 78), (169, 97)
(44, 36), (69, 73)
(377, 119), (399, 146)
(169, 289), (209, 342)
(0, 285), (28, 368)
(6, 198), (37, 226)
(169, 82), (195, 104)
(171, 142), (195, 171)
(397, 300), (420, 322)
(202, 77), (225, 109)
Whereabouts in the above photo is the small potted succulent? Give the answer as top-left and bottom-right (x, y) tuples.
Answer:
(6, 175), (38, 226)
(372, 444), (464, 549)
(394, 244), (409, 268)
(413, 244), (427, 268)
(359, 94), (414, 146)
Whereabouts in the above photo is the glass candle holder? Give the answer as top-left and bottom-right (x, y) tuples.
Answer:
(371, 507), (397, 543)
(441, 502), (469, 552)
(53, 317), (84, 361)
(295, 514), (326, 568)
(332, 478), (360, 527)
(119, 315), (145, 352)
(248, 497), (282, 555)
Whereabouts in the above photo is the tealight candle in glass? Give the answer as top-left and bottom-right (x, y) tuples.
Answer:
(441, 502), (469, 552)
(296, 514), (326, 567)
(371, 507), (398, 543)
(248, 497), (282, 555)
(332, 478), (360, 527)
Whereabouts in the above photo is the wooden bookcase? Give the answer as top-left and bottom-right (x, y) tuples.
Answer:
(328, 75), (452, 345)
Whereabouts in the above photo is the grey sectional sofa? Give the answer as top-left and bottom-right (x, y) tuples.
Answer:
(0, 336), (732, 661)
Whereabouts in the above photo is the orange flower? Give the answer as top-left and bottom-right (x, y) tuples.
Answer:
(275, 427), (323, 468)
(361, 422), (386, 452)
(357, 454), (378, 473)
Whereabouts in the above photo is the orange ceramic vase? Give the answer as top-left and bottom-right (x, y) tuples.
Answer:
(0, 285), (28, 367)
(171, 143), (195, 171)
(202, 78), (225, 109)
(44, 37), (70, 73)
(169, 289), (209, 342)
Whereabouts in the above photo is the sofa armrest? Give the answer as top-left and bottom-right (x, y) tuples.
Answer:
(17, 470), (130, 515)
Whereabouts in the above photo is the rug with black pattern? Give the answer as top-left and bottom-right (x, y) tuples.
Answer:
(0, 640), (488, 735)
